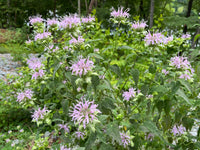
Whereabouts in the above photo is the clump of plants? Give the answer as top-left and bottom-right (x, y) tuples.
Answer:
(2, 6), (200, 149)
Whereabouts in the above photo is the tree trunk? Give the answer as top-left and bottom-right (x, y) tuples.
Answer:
(95, 0), (97, 7)
(183, 0), (194, 33)
(78, 0), (81, 16)
(7, 0), (11, 28)
(139, 0), (145, 18)
(88, 0), (95, 15)
(149, 0), (154, 29)
(53, 0), (57, 17)
(85, 0), (88, 13)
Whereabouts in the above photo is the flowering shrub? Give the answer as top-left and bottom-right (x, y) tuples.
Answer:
(4, 6), (200, 150)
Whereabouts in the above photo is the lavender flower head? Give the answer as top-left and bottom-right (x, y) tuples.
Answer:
(70, 56), (94, 77)
(75, 131), (85, 140)
(132, 20), (147, 30)
(144, 32), (165, 46)
(17, 89), (33, 103)
(110, 6), (130, 20)
(162, 69), (169, 75)
(181, 33), (191, 39)
(70, 100), (101, 129)
(34, 32), (51, 41)
(122, 87), (136, 101)
(29, 16), (43, 25)
(120, 132), (131, 148)
(146, 133), (154, 141)
(58, 123), (70, 133)
(60, 145), (71, 150)
(69, 36), (84, 45)
(47, 18), (58, 26)
(31, 69), (45, 80)
(172, 125), (186, 136)
(27, 57), (44, 70)
(32, 107), (49, 122)
(170, 56), (192, 70)
(81, 16), (95, 24)
(60, 14), (80, 29)
(25, 39), (32, 44)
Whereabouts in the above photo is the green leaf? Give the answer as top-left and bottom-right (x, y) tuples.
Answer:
(130, 69), (139, 86)
(182, 116), (194, 130)
(61, 99), (69, 115)
(53, 63), (62, 79)
(106, 122), (122, 144)
(194, 34), (200, 42)
(88, 53), (104, 60)
(99, 143), (115, 150)
(118, 45), (136, 51)
(91, 75), (100, 91)
(85, 132), (97, 150)
(109, 64), (121, 77)
(143, 121), (166, 142)
(178, 79), (192, 93)
(176, 89), (191, 105)
(149, 64), (156, 74)
(171, 81), (181, 95)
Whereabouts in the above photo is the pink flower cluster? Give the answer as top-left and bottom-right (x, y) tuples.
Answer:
(110, 6), (130, 19)
(75, 131), (85, 140)
(60, 145), (71, 150)
(32, 107), (49, 122)
(81, 16), (95, 23)
(17, 89), (33, 102)
(170, 56), (194, 80)
(27, 56), (45, 80)
(162, 69), (169, 75)
(144, 32), (174, 45)
(34, 32), (51, 41)
(170, 56), (191, 69)
(70, 56), (94, 77)
(172, 125), (186, 136)
(120, 132), (131, 148)
(122, 87), (136, 101)
(132, 21), (147, 30)
(47, 18), (58, 26)
(27, 57), (44, 70)
(29, 16), (43, 25)
(69, 36), (84, 45)
(181, 33), (191, 39)
(144, 32), (165, 45)
(60, 14), (80, 29)
(58, 123), (70, 133)
(70, 100), (101, 129)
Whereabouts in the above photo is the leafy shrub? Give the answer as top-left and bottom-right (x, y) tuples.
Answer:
(2, 7), (200, 149)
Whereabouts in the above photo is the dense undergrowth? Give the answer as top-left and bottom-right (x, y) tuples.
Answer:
(0, 7), (200, 150)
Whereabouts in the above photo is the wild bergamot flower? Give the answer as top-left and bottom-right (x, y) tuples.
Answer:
(70, 99), (101, 129)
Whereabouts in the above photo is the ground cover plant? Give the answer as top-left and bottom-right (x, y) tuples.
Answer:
(1, 6), (200, 150)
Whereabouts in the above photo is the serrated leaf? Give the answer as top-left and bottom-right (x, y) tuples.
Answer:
(88, 53), (104, 60)
(61, 99), (69, 115)
(130, 69), (139, 86)
(91, 75), (100, 91)
(118, 45), (135, 51)
(99, 143), (115, 150)
(178, 79), (192, 93)
(149, 64), (156, 74)
(176, 89), (191, 105)
(53, 63), (62, 79)
(143, 121), (166, 142)
(182, 116), (194, 130)
(106, 122), (122, 144)
(109, 64), (121, 77)
(85, 132), (97, 150)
